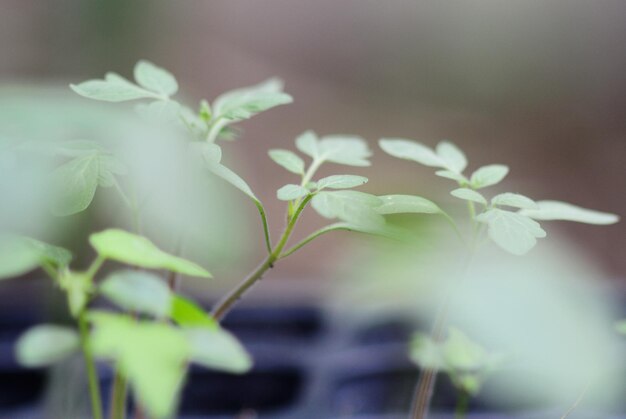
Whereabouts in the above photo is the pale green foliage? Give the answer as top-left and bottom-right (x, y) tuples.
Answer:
(88, 310), (251, 419)
(296, 131), (371, 166)
(0, 235), (72, 279)
(476, 209), (546, 255)
(450, 188), (487, 206)
(71, 61), (177, 102)
(206, 78), (293, 143)
(375, 194), (440, 215)
(410, 327), (502, 396)
(58, 271), (93, 317)
(51, 154), (99, 216)
(186, 328), (252, 373)
(203, 143), (260, 204)
(134, 60), (179, 96)
(100, 270), (172, 318)
(470, 164), (509, 189)
(311, 190), (384, 227)
(170, 295), (217, 329)
(89, 229), (211, 278)
(520, 200), (619, 225)
(268, 149), (305, 174)
(277, 184), (309, 201)
(16, 325), (79, 367)
(378, 139), (466, 174)
(88, 311), (189, 419)
(317, 175), (368, 190)
(491, 193), (537, 209)
(50, 147), (127, 216)
(379, 138), (618, 255)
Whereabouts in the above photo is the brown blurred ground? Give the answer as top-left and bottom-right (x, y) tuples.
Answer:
(0, 0), (624, 281)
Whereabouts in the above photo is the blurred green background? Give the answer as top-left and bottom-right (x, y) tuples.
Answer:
(0, 0), (623, 287)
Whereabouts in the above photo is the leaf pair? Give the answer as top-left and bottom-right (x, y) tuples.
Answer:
(71, 60), (178, 102)
(380, 138), (510, 189)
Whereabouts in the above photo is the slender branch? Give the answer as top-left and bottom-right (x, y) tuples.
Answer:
(454, 391), (470, 419)
(85, 256), (105, 280)
(210, 196), (312, 322)
(253, 201), (272, 254)
(279, 224), (353, 259)
(78, 312), (103, 419)
(110, 371), (127, 419)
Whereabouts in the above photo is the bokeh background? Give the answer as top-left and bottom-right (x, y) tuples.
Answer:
(1, 1), (623, 283)
(1, 1), (626, 417)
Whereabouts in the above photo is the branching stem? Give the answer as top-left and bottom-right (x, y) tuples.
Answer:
(211, 195), (312, 321)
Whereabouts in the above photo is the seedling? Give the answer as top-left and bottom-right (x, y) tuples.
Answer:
(379, 138), (619, 418)
(0, 60), (422, 419)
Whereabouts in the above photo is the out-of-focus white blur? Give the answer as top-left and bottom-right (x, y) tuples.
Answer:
(0, 85), (251, 277)
(332, 223), (624, 412)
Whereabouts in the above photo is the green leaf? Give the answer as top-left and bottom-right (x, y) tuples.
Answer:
(409, 334), (444, 370)
(277, 184), (309, 201)
(450, 188), (487, 206)
(170, 295), (216, 329)
(23, 237), (73, 269)
(88, 311), (189, 419)
(476, 209), (546, 255)
(186, 328), (252, 374)
(0, 235), (73, 280)
(317, 175), (368, 190)
(268, 149), (304, 174)
(70, 73), (157, 102)
(212, 78), (292, 122)
(89, 229), (211, 278)
(100, 270), (171, 318)
(133, 60), (178, 96)
(443, 328), (488, 371)
(519, 200), (619, 225)
(470, 165), (509, 189)
(206, 161), (259, 203)
(16, 325), (79, 367)
(295, 130), (318, 157)
(97, 154), (127, 188)
(491, 193), (537, 210)
(376, 194), (440, 215)
(58, 271), (93, 317)
(298, 131), (372, 166)
(435, 170), (468, 184)
(51, 154), (100, 216)
(436, 141), (467, 173)
(0, 236), (43, 279)
(379, 138), (443, 167)
(201, 143), (222, 165)
(311, 190), (384, 227)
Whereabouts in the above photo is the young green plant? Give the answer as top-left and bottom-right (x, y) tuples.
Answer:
(379, 138), (619, 418)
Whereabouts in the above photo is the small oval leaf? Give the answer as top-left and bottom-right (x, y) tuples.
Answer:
(450, 188), (487, 206)
(268, 149), (304, 174)
(90, 229), (211, 278)
(16, 325), (79, 367)
(470, 165), (509, 189)
(317, 175), (368, 190)
(100, 270), (172, 318)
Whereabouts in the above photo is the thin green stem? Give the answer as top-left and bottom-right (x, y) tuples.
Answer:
(454, 391), (470, 419)
(254, 201), (273, 254)
(210, 195), (312, 322)
(110, 369), (127, 419)
(86, 256), (105, 281)
(78, 312), (103, 419)
(280, 224), (351, 259)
